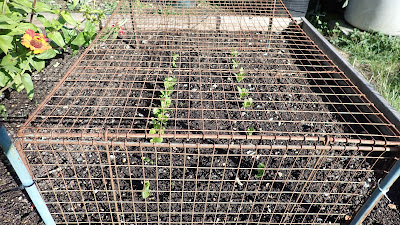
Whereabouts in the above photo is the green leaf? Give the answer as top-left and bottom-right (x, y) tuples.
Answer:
(71, 32), (86, 46)
(149, 129), (157, 134)
(0, 70), (11, 87)
(12, 0), (32, 8)
(150, 137), (163, 143)
(141, 181), (151, 199)
(6, 22), (38, 36)
(0, 104), (6, 119)
(61, 27), (76, 44)
(256, 163), (265, 178)
(22, 73), (34, 100)
(0, 35), (14, 54)
(36, 14), (52, 28)
(35, 49), (57, 59)
(9, 2), (31, 14)
(48, 31), (65, 48)
(73, 0), (79, 8)
(30, 58), (45, 72)
(50, 19), (63, 30)
(34, 2), (53, 13)
(60, 11), (77, 26)
(0, 54), (20, 73)
(0, 22), (16, 29)
(84, 21), (96, 37)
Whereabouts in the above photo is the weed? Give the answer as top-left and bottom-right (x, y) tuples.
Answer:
(255, 163), (265, 178)
(231, 50), (238, 57)
(142, 181), (151, 199)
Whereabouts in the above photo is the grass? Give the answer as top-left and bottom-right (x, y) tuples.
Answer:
(309, 15), (400, 111)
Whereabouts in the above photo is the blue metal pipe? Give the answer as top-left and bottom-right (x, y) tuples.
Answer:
(0, 125), (55, 225)
(349, 158), (400, 225)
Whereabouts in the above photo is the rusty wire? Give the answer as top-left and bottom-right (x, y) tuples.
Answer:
(17, 0), (400, 224)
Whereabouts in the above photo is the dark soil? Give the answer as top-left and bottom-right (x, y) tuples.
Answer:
(1, 31), (400, 225)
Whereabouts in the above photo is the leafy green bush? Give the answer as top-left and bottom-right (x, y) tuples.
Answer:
(0, 0), (101, 118)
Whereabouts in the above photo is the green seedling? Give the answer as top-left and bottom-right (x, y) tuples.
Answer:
(232, 59), (239, 70)
(234, 67), (245, 82)
(172, 53), (179, 68)
(242, 98), (253, 108)
(142, 181), (151, 199)
(231, 50), (238, 57)
(256, 163), (265, 178)
(247, 127), (255, 135)
(237, 86), (248, 99)
(150, 76), (177, 143)
(141, 157), (154, 164)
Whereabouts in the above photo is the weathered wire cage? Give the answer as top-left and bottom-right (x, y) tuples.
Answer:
(17, 0), (400, 224)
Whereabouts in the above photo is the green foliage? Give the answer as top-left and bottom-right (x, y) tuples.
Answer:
(100, 19), (127, 40)
(141, 156), (154, 164)
(234, 67), (245, 82)
(237, 86), (248, 99)
(242, 97), (253, 108)
(309, 14), (400, 111)
(172, 53), (179, 68)
(142, 181), (151, 199)
(247, 127), (255, 135)
(0, 0), (100, 118)
(255, 163), (265, 178)
(231, 49), (238, 57)
(150, 77), (176, 143)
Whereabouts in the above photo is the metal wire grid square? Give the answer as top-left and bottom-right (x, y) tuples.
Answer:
(16, 0), (400, 224)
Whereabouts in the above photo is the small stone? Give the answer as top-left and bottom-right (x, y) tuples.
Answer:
(345, 215), (351, 221)
(388, 204), (397, 210)
(141, 40), (148, 44)
(122, 158), (127, 163)
(277, 172), (283, 177)
(109, 155), (115, 161)
(235, 177), (243, 186)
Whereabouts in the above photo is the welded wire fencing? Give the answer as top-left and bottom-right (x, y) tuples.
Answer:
(17, 0), (400, 224)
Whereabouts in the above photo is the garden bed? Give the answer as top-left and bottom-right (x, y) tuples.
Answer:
(13, 29), (399, 224)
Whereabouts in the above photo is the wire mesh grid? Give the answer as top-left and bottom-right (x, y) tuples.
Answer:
(17, 0), (400, 224)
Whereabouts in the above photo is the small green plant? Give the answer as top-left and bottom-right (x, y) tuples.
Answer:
(142, 181), (151, 199)
(234, 67), (245, 82)
(171, 53), (179, 68)
(255, 163), (265, 178)
(141, 157), (154, 164)
(247, 127), (255, 135)
(242, 97), (253, 108)
(237, 86), (248, 99)
(231, 49), (238, 57)
(150, 77), (177, 143)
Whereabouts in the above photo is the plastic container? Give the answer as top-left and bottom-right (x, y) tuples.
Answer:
(345, 0), (400, 36)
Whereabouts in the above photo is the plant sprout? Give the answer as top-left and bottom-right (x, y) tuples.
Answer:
(232, 59), (239, 69)
(242, 97), (253, 108)
(256, 163), (265, 178)
(247, 127), (255, 135)
(142, 181), (151, 199)
(237, 86), (248, 99)
(141, 156), (154, 164)
(172, 53), (179, 68)
(231, 50), (238, 57)
(150, 77), (176, 143)
(234, 67), (245, 82)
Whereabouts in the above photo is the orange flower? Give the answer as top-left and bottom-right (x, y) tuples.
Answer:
(21, 29), (51, 54)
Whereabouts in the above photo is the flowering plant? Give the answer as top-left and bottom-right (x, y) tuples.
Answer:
(0, 0), (99, 118)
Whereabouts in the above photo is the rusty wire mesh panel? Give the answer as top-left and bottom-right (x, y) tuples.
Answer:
(17, 0), (400, 224)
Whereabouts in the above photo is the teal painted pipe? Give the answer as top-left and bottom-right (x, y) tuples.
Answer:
(349, 158), (400, 225)
(0, 125), (56, 225)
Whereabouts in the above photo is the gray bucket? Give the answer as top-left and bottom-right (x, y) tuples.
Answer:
(282, 0), (310, 17)
(174, 0), (196, 8)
